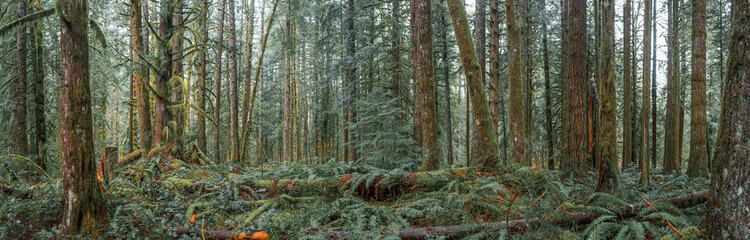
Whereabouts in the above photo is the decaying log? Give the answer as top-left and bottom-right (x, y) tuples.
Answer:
(170, 191), (707, 239)
(118, 150), (142, 164)
(171, 228), (270, 240)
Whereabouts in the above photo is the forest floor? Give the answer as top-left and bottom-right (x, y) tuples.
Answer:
(1, 152), (710, 239)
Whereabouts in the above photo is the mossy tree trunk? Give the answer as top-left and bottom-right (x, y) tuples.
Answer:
(706, 0), (750, 237)
(663, 0), (681, 172)
(153, 0), (175, 149)
(228, 0), (239, 162)
(31, 2), (45, 170)
(687, 0), (708, 178)
(595, 0), (618, 193)
(541, 0), (552, 169)
(440, 0), (454, 166)
(561, 0), (588, 178)
(622, 0), (633, 169)
(16, 0), (29, 157)
(60, 0), (108, 233)
(214, 0), (226, 163)
(413, 0), (439, 171)
(196, 0), (209, 153)
(505, 0), (526, 166)
(240, 0), (256, 162)
(134, 0), (153, 152)
(640, 0), (651, 184)
(171, 0), (185, 159)
(446, 0), (500, 171)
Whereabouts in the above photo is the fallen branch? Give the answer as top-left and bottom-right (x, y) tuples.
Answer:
(118, 150), (142, 164)
(170, 192), (707, 239)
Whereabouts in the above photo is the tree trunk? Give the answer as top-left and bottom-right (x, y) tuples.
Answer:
(561, 0), (588, 178)
(134, 0), (153, 153)
(446, 0), (500, 171)
(595, 0), (619, 193)
(16, 0), (29, 157)
(171, 0), (185, 159)
(413, 0), (439, 171)
(687, 0), (708, 178)
(228, 0), (239, 162)
(506, 0), (526, 166)
(542, 0), (552, 169)
(489, 0), (500, 134)
(153, 0), (175, 149)
(664, 0), (681, 172)
(641, 0), (652, 184)
(214, 0), (226, 163)
(622, 0), (633, 169)
(343, 0), (356, 163)
(707, 1), (750, 237)
(31, 3), (45, 170)
(240, 0), (256, 162)
(650, 0), (657, 169)
(441, 0), (453, 166)
(197, 0), (209, 153)
(60, 0), (108, 233)
(474, 0), (485, 85)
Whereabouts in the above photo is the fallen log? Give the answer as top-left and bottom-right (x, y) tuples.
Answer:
(170, 191), (708, 239)
(171, 228), (270, 240)
(118, 150), (142, 164)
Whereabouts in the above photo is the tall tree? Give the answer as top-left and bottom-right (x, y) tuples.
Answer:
(489, 0), (500, 133)
(506, 0), (526, 166)
(595, 0), (618, 193)
(59, 0), (108, 233)
(196, 0), (209, 152)
(153, 0), (175, 148)
(283, 0), (296, 162)
(343, 0), (356, 162)
(475, 0), (485, 84)
(31, 2), (45, 168)
(214, 0), (226, 163)
(446, 0), (500, 171)
(650, 0), (657, 168)
(622, 0), (633, 169)
(16, 0), (28, 157)
(171, 0), (185, 159)
(542, 0), (552, 169)
(664, 0), (682, 172)
(413, 0), (439, 171)
(440, 0), (453, 166)
(706, 0), (750, 236)
(228, 0), (239, 162)
(687, 0), (708, 178)
(240, 0), (256, 162)
(561, 0), (587, 178)
(641, 0), (652, 184)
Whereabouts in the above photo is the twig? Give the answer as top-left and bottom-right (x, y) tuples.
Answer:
(639, 195), (683, 237)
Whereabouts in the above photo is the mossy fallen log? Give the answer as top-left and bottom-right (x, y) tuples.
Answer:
(118, 150), (142, 164)
(170, 191), (707, 239)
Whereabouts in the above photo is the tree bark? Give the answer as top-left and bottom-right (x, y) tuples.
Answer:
(641, 0), (652, 184)
(707, 1), (750, 237)
(214, 0), (226, 163)
(650, 0), (657, 169)
(440, 0), (453, 166)
(489, 0), (500, 135)
(446, 0), (500, 171)
(228, 0), (239, 162)
(595, 0), (619, 193)
(240, 0), (256, 162)
(664, 0), (681, 172)
(134, 0), (153, 153)
(171, 0), (185, 159)
(153, 0), (175, 149)
(343, 0), (356, 163)
(413, 0), (439, 171)
(542, 0), (552, 169)
(16, 0), (29, 157)
(561, 0), (587, 178)
(196, 0), (209, 153)
(60, 0), (108, 233)
(31, 3), (45, 170)
(506, 0), (526, 166)
(474, 0), (485, 85)
(622, 0), (633, 169)
(687, 0), (708, 178)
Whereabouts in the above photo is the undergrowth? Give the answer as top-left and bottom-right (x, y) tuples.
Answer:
(0, 157), (710, 239)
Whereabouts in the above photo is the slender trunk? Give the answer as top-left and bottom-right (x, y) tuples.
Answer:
(214, 0), (226, 163)
(228, 0), (239, 162)
(240, 0), (256, 162)
(284, 0), (294, 162)
(623, 0), (633, 169)
(343, 0), (356, 163)
(16, 0), (28, 157)
(641, 0), (652, 184)
(171, 0), (185, 159)
(596, 0), (619, 193)
(706, 1), (750, 237)
(31, 3), (45, 169)
(136, 0), (153, 152)
(489, 0), (500, 133)
(650, 0), (657, 169)
(60, 0), (108, 233)
(441, 0), (453, 166)
(475, 0), (485, 85)
(197, 0), (209, 152)
(446, 0), (500, 171)
(542, 0), (552, 169)
(687, 0), (708, 178)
